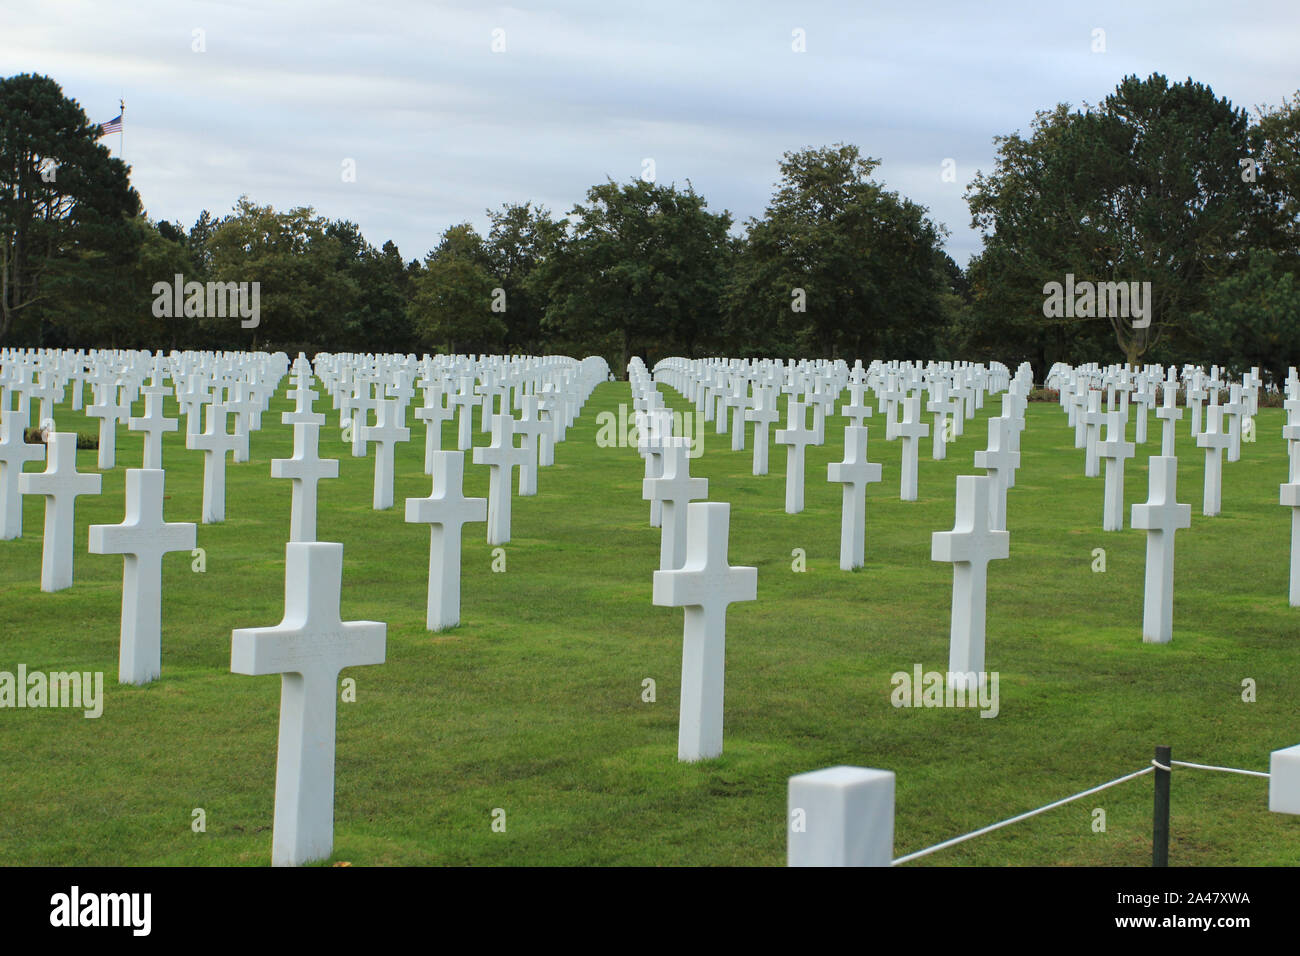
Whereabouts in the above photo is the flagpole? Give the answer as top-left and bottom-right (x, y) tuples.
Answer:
(119, 97), (124, 159)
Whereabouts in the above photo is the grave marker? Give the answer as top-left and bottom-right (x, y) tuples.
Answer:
(18, 432), (102, 591)
(652, 502), (757, 761)
(1131, 456), (1191, 644)
(88, 469), (197, 684)
(827, 426), (882, 570)
(231, 542), (386, 867)
(932, 475), (1008, 690)
(405, 451), (487, 630)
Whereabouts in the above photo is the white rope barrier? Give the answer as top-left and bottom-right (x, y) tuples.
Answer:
(891, 766), (1154, 866)
(1170, 759), (1271, 779)
(890, 755), (1273, 866)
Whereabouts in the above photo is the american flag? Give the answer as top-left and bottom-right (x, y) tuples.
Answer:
(97, 114), (123, 137)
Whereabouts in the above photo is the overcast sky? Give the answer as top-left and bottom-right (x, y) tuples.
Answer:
(4, 0), (1297, 266)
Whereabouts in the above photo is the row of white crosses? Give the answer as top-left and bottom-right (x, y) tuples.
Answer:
(638, 356), (1022, 754)
(0, 349), (291, 532)
(5, 424), (197, 685)
(1281, 370), (1300, 607)
(1046, 363), (1266, 639)
(1044, 363), (1270, 531)
(229, 353), (605, 866)
(4, 347), (613, 868)
(651, 357), (1028, 578)
(2, 353), (287, 678)
(0, 349), (291, 689)
(657, 356), (1011, 505)
(626, 360), (757, 762)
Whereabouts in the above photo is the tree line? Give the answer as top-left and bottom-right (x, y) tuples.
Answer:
(2, 72), (1297, 381)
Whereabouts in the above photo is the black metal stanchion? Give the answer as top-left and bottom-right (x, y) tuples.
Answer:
(1153, 745), (1171, 867)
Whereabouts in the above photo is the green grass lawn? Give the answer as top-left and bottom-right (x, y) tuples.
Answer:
(1, 380), (1298, 866)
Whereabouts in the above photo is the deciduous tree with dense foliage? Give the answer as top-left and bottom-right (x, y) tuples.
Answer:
(485, 202), (564, 355)
(204, 197), (357, 352)
(409, 223), (502, 355)
(535, 179), (732, 368)
(967, 74), (1266, 369)
(726, 144), (949, 360)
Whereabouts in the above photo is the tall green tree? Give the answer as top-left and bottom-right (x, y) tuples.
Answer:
(967, 74), (1264, 368)
(1247, 91), (1300, 254)
(485, 201), (563, 354)
(0, 73), (140, 345)
(535, 179), (732, 369)
(324, 221), (414, 354)
(1189, 249), (1300, 382)
(409, 223), (502, 354)
(204, 197), (356, 352)
(727, 144), (948, 360)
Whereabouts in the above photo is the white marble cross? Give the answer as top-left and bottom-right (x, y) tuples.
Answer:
(896, 394), (929, 501)
(1195, 404), (1229, 516)
(745, 387), (780, 476)
(450, 379), (476, 451)
(271, 423), (339, 542)
(1222, 384), (1245, 463)
(841, 380), (873, 429)
(1185, 376), (1207, 439)
(651, 502), (757, 761)
(775, 400), (816, 514)
(1131, 456), (1191, 644)
(88, 468), (197, 684)
(128, 390), (178, 469)
(513, 395), (547, 496)
(881, 376), (905, 438)
(644, 439), (709, 570)
(949, 378), (972, 437)
(405, 451), (487, 630)
(535, 391), (559, 466)
(1282, 477), (1300, 607)
(179, 377), (212, 436)
(282, 379), (326, 430)
(1134, 377), (1155, 444)
(973, 415), (1018, 531)
(472, 413), (528, 545)
(231, 542), (386, 866)
(1000, 391), (1026, 475)
(186, 403), (246, 523)
(827, 425), (882, 570)
(1155, 382), (1183, 457)
(726, 382), (750, 451)
(345, 381), (378, 458)
(30, 373), (61, 426)
(0, 405), (44, 540)
(18, 432), (102, 591)
(360, 398), (410, 510)
(226, 382), (257, 464)
(926, 382), (951, 461)
(637, 409), (673, 527)
(477, 377), (505, 433)
(1083, 389), (1105, 477)
(712, 380), (729, 435)
(932, 475), (1009, 690)
(1285, 400), (1300, 483)
(86, 385), (130, 469)
(1070, 385), (1088, 447)
(807, 381), (833, 446)
(415, 385), (452, 474)
(1097, 410), (1135, 531)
